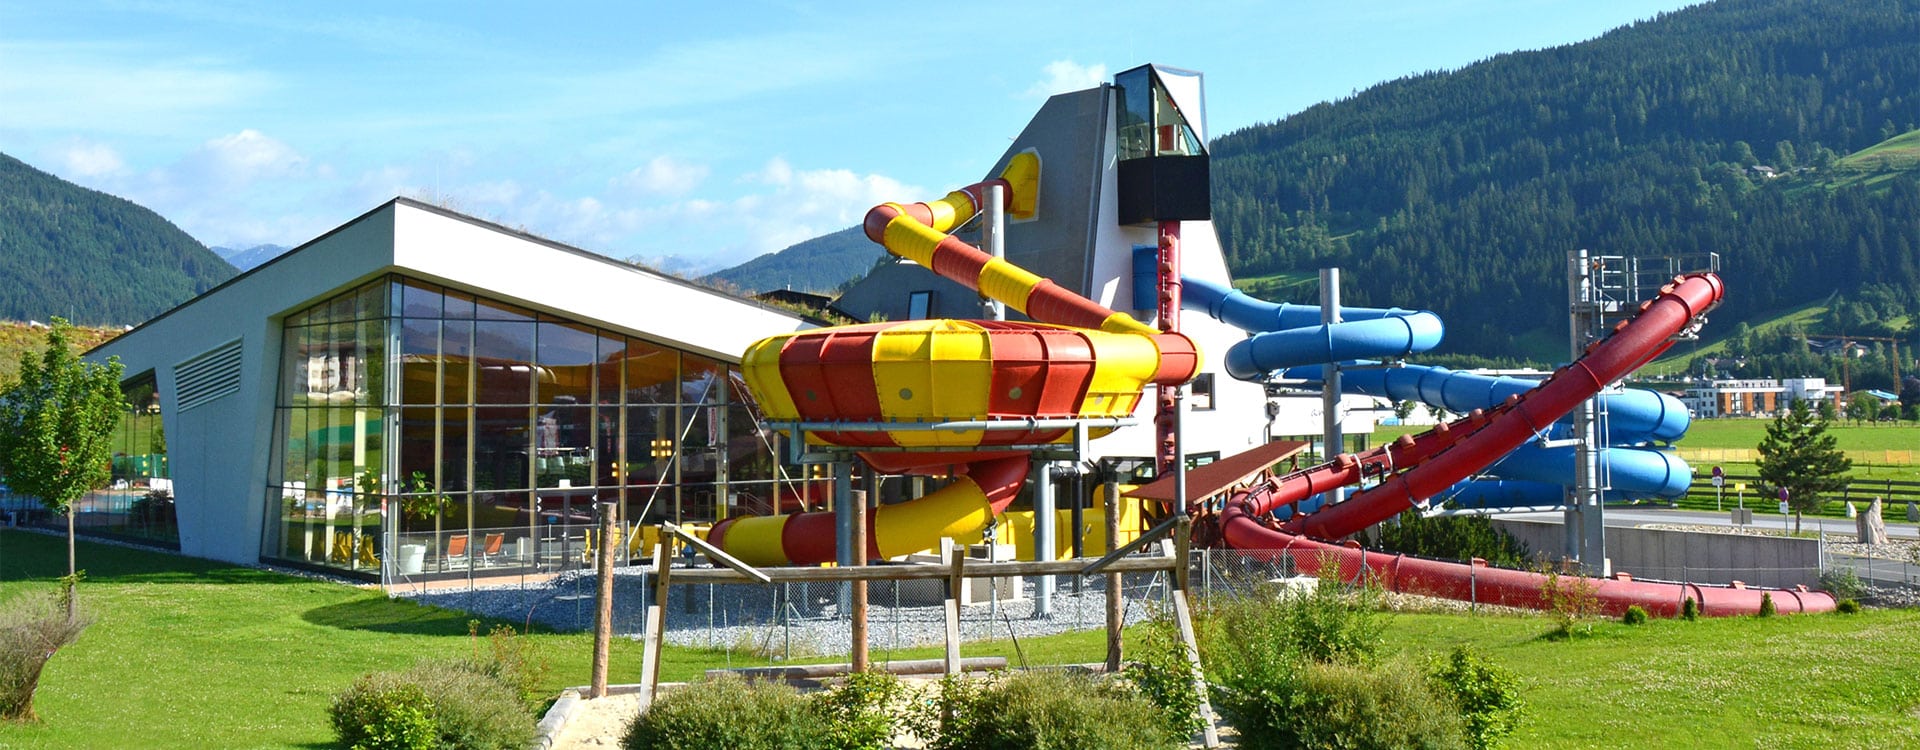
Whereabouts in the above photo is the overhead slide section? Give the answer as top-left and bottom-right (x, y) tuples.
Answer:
(1180, 276), (1443, 378)
(1284, 364), (1691, 443)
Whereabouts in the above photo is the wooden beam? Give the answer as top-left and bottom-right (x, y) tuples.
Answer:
(590, 503), (616, 699)
(1079, 513), (1182, 576)
(637, 538), (673, 708)
(1172, 588), (1219, 748)
(943, 538), (963, 675)
(667, 556), (1173, 584)
(1104, 475), (1122, 674)
(664, 522), (771, 583)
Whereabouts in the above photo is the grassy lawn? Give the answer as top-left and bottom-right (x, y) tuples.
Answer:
(1382, 610), (1920, 749)
(5, 530), (1918, 749)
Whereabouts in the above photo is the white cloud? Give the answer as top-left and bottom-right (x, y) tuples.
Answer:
(188, 129), (309, 186)
(612, 156), (710, 195)
(1023, 60), (1107, 99)
(47, 140), (127, 179)
(0, 41), (273, 134)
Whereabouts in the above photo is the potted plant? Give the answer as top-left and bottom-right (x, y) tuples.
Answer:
(395, 471), (452, 575)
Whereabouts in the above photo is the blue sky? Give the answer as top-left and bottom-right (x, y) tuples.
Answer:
(1, 0), (1699, 273)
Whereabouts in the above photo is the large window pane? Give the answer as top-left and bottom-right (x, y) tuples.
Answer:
(399, 407), (434, 484)
(475, 321), (535, 404)
(681, 354), (724, 405)
(621, 337), (678, 404)
(400, 280), (442, 318)
(442, 320), (473, 405)
(474, 406), (530, 492)
(442, 407), (470, 493)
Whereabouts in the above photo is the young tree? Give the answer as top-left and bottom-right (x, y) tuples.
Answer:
(1755, 399), (1852, 534)
(0, 319), (126, 602)
(1847, 392), (1882, 425)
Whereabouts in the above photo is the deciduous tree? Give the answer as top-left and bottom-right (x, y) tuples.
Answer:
(0, 318), (126, 605)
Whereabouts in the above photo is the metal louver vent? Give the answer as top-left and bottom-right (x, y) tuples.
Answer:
(174, 340), (243, 412)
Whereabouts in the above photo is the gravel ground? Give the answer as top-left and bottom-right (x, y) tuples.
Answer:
(401, 566), (1167, 657)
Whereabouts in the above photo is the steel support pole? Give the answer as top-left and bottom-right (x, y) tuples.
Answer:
(985, 183), (1007, 321)
(1321, 268), (1345, 505)
(1033, 458), (1055, 617)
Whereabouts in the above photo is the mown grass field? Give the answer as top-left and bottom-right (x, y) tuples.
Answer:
(3, 530), (1916, 749)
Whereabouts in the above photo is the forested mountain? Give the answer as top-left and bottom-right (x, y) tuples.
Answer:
(1211, 0), (1920, 360)
(706, 227), (884, 293)
(0, 153), (236, 326)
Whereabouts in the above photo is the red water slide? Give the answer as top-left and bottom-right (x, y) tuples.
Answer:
(1214, 273), (1836, 615)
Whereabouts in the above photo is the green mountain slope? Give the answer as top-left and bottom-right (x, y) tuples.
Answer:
(0, 154), (236, 326)
(1211, 0), (1920, 359)
(706, 226), (883, 294)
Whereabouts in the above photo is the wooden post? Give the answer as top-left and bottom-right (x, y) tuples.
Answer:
(638, 534), (674, 708)
(943, 538), (965, 675)
(589, 502), (617, 698)
(1104, 474), (1122, 673)
(851, 487), (870, 673)
(1170, 514), (1219, 748)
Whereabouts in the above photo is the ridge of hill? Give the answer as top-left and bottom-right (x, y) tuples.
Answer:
(704, 227), (883, 294)
(0, 153), (236, 327)
(1210, 0), (1920, 359)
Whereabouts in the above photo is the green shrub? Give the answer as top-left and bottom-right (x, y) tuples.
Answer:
(1836, 598), (1862, 614)
(1818, 568), (1867, 601)
(1286, 566), (1385, 665)
(1622, 605), (1649, 625)
(624, 674), (826, 750)
(1758, 592), (1777, 618)
(1291, 659), (1468, 750)
(1125, 614), (1206, 740)
(810, 670), (905, 750)
(329, 674), (438, 750)
(0, 592), (92, 722)
(400, 661), (535, 750)
(1429, 646), (1525, 750)
(909, 670), (1179, 750)
(900, 673), (990, 750)
(1681, 597), (1700, 621)
(465, 620), (548, 708)
(1373, 510), (1530, 567)
(1197, 565), (1388, 746)
(1539, 562), (1600, 638)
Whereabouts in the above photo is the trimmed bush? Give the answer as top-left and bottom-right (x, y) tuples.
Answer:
(1836, 598), (1862, 614)
(1758, 592), (1777, 618)
(1429, 646), (1525, 750)
(328, 661), (534, 750)
(624, 674), (827, 750)
(329, 674), (437, 750)
(1291, 659), (1468, 750)
(1373, 510), (1530, 567)
(908, 670), (1181, 750)
(1622, 605), (1649, 625)
(811, 670), (905, 750)
(402, 661), (535, 750)
(1681, 597), (1700, 621)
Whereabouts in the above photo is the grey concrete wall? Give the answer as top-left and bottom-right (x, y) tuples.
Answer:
(1492, 519), (1823, 589)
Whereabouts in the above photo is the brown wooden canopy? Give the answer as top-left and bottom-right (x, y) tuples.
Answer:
(1124, 439), (1312, 506)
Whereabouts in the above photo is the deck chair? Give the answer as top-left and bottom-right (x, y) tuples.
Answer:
(481, 532), (505, 566)
(445, 534), (469, 567)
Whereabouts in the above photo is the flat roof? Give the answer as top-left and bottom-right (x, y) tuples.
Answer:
(1125, 439), (1312, 505)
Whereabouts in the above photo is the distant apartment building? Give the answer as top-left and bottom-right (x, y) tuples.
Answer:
(1679, 377), (1844, 418)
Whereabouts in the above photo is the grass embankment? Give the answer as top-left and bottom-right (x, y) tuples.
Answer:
(0, 320), (122, 385)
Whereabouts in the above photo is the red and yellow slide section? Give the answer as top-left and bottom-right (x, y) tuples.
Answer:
(711, 157), (1199, 566)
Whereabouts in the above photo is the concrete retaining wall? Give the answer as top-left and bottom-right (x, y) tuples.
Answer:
(1491, 519), (1823, 589)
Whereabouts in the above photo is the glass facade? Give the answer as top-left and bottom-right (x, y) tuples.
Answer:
(264, 275), (800, 578)
(68, 372), (178, 545)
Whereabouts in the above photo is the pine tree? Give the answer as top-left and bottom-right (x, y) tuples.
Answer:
(1754, 399), (1852, 534)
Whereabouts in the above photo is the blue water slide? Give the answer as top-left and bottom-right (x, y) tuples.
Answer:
(1488, 444), (1692, 498)
(1281, 364), (1691, 443)
(1179, 276), (1445, 378)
